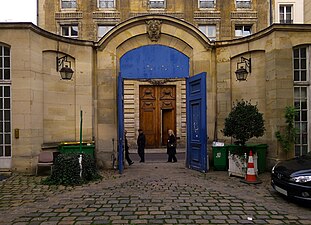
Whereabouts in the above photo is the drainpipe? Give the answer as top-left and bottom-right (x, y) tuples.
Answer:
(80, 110), (83, 153)
(36, 0), (39, 25)
(212, 46), (218, 142)
(269, 0), (273, 25)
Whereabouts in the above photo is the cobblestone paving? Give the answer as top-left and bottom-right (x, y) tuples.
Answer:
(0, 161), (310, 225)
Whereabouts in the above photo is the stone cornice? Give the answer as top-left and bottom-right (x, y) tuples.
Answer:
(55, 12), (83, 20)
(2, 22), (311, 50)
(0, 22), (94, 46)
(214, 23), (311, 47)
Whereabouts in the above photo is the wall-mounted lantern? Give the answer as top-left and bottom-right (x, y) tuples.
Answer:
(235, 57), (251, 81)
(56, 55), (74, 80)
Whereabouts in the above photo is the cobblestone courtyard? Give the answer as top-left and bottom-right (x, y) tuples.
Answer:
(0, 159), (310, 225)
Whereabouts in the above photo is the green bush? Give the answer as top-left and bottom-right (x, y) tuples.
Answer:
(275, 105), (298, 155)
(42, 153), (101, 186)
(222, 99), (265, 146)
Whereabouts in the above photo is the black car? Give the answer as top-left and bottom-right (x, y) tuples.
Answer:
(271, 152), (311, 203)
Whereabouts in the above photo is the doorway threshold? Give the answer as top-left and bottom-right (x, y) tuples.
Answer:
(130, 148), (185, 154)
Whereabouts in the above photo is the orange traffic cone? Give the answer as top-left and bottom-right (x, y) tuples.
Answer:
(241, 150), (262, 184)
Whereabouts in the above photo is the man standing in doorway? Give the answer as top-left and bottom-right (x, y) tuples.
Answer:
(137, 128), (146, 162)
(124, 130), (134, 166)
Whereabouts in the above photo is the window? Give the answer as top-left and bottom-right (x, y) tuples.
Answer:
(199, 0), (216, 8)
(61, 0), (76, 9)
(294, 47), (307, 82)
(199, 25), (216, 41)
(0, 46), (10, 80)
(280, 5), (293, 24)
(293, 47), (309, 156)
(235, 25), (252, 37)
(98, 0), (115, 8)
(0, 46), (11, 158)
(236, 0), (251, 9)
(149, 0), (165, 9)
(98, 25), (114, 40)
(61, 25), (78, 38)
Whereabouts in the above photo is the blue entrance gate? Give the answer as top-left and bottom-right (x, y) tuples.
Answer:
(186, 72), (208, 172)
(117, 74), (124, 173)
(117, 45), (208, 173)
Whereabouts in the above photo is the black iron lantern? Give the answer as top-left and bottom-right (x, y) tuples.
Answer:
(235, 57), (251, 81)
(56, 55), (74, 80)
(59, 65), (74, 80)
(235, 66), (248, 81)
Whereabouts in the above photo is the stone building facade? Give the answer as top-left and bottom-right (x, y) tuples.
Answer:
(37, 0), (269, 41)
(1, 0), (311, 174)
(1, 20), (311, 173)
(36, 0), (271, 150)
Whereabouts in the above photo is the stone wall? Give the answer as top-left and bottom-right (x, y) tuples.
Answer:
(0, 25), (94, 173)
(2, 21), (311, 172)
(215, 26), (311, 168)
(38, 0), (268, 41)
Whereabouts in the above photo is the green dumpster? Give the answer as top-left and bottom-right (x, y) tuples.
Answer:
(250, 144), (268, 173)
(227, 144), (245, 156)
(212, 146), (228, 170)
(58, 141), (95, 157)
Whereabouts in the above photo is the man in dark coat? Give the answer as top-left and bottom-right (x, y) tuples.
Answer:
(137, 128), (146, 162)
(124, 130), (134, 165)
(167, 129), (177, 163)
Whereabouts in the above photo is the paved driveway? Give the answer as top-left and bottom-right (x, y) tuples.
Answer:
(0, 160), (310, 225)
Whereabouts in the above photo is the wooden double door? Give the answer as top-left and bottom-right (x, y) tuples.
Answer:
(139, 85), (176, 148)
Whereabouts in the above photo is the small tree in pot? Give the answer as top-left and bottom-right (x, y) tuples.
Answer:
(222, 100), (266, 176)
(222, 99), (265, 146)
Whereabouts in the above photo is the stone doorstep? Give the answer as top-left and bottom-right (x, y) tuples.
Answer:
(0, 169), (12, 177)
(129, 148), (186, 154)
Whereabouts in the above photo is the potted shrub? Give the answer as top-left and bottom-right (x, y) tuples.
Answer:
(42, 153), (102, 186)
(223, 100), (265, 146)
(222, 99), (266, 177)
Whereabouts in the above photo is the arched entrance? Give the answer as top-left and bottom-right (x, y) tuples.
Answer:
(96, 15), (212, 174)
(120, 45), (189, 148)
(117, 45), (208, 173)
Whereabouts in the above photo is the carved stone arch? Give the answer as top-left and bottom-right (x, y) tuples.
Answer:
(96, 15), (213, 78)
(97, 15), (211, 52)
(95, 15), (213, 153)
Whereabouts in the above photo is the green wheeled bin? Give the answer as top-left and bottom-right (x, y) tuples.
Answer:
(244, 144), (268, 173)
(212, 146), (228, 170)
(225, 144), (267, 174)
(253, 144), (268, 173)
(58, 141), (95, 157)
